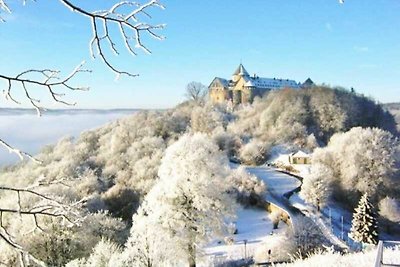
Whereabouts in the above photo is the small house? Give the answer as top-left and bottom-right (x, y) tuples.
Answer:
(289, 151), (311, 165)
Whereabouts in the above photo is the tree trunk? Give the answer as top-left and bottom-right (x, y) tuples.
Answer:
(188, 244), (196, 267)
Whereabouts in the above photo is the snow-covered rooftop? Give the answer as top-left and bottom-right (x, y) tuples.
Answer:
(245, 77), (299, 89)
(290, 150), (310, 158)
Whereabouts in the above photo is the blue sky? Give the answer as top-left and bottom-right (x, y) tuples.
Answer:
(0, 0), (399, 109)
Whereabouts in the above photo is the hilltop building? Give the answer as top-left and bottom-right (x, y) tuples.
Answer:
(209, 64), (313, 105)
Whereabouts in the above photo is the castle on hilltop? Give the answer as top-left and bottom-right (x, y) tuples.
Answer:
(209, 64), (313, 105)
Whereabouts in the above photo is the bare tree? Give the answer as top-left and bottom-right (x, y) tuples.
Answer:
(185, 81), (207, 102)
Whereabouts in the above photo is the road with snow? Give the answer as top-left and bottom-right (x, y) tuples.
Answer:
(247, 166), (350, 251)
(202, 165), (350, 266)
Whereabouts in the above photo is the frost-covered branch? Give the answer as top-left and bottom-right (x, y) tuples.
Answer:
(0, 0), (35, 22)
(0, 139), (41, 163)
(59, 0), (165, 77)
(1, 62), (90, 116)
(0, 184), (86, 266)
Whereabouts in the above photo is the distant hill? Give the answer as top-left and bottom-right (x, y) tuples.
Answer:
(383, 102), (400, 130)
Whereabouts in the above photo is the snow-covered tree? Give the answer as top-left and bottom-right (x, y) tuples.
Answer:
(124, 133), (236, 266)
(66, 239), (124, 267)
(349, 193), (379, 245)
(311, 127), (399, 204)
(227, 166), (266, 206)
(378, 197), (400, 223)
(122, 207), (171, 267)
(293, 217), (328, 254)
(239, 139), (270, 165)
(300, 164), (333, 211)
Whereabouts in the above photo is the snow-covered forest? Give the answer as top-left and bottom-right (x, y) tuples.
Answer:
(1, 0), (400, 266)
(0, 85), (399, 266)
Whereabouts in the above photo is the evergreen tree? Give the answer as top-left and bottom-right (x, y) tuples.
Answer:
(349, 193), (379, 245)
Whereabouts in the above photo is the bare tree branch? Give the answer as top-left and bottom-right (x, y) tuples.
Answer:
(0, 139), (41, 163)
(59, 0), (166, 78)
(1, 61), (90, 116)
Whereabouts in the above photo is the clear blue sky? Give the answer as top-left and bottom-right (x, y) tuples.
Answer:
(1, 0), (399, 109)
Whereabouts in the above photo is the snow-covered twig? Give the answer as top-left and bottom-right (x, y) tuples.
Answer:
(59, 0), (165, 77)
(0, 62), (90, 117)
(0, 184), (86, 266)
(0, 139), (41, 164)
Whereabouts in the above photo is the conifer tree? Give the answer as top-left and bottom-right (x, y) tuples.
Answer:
(349, 193), (379, 245)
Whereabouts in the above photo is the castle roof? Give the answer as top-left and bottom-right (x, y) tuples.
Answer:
(302, 78), (315, 88)
(233, 64), (250, 77)
(244, 77), (300, 89)
(209, 77), (229, 88)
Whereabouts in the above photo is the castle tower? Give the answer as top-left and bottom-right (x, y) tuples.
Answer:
(231, 63), (249, 82)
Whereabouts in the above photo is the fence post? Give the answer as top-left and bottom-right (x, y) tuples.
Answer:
(374, 240), (383, 267)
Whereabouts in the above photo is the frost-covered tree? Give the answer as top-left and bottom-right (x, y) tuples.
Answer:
(124, 133), (236, 266)
(349, 193), (379, 245)
(378, 197), (400, 223)
(190, 104), (229, 134)
(311, 127), (399, 204)
(66, 239), (124, 267)
(121, 205), (171, 267)
(300, 164), (333, 211)
(293, 217), (328, 255)
(0, 105), (195, 265)
(239, 139), (270, 165)
(226, 166), (266, 206)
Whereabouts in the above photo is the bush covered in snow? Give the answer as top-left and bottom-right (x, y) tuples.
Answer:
(255, 233), (297, 263)
(239, 139), (270, 165)
(227, 166), (266, 206)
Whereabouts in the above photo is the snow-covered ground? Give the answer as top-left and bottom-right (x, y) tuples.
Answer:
(202, 206), (289, 266)
(0, 109), (137, 166)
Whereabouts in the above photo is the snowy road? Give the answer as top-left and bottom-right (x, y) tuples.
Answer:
(245, 166), (301, 197)
(248, 166), (350, 251)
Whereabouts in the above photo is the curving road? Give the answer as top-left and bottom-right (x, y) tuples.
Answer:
(246, 165), (350, 251)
